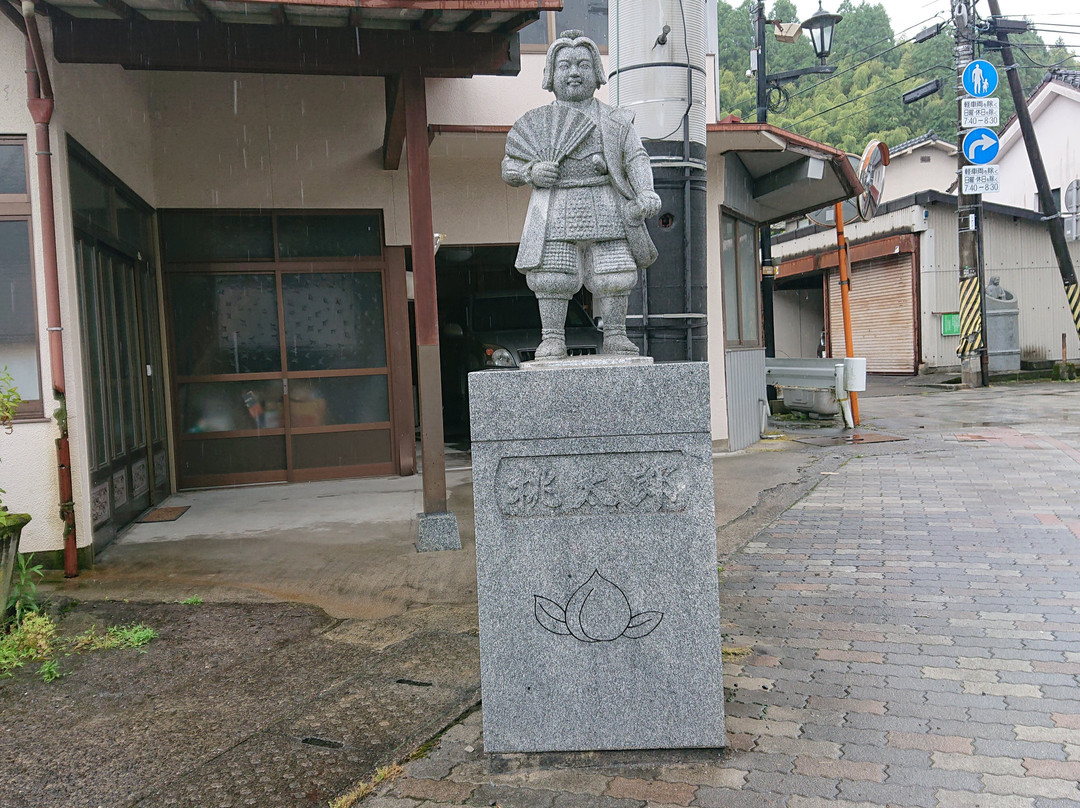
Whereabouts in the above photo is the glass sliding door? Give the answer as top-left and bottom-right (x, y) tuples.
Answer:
(281, 271), (392, 479)
(70, 142), (167, 548)
(75, 239), (166, 546)
(171, 272), (288, 486)
(163, 210), (399, 489)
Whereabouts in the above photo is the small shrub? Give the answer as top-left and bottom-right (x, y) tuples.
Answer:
(6, 555), (45, 624)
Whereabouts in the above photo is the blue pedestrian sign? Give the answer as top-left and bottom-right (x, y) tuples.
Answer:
(963, 127), (1000, 165)
(962, 60), (998, 98)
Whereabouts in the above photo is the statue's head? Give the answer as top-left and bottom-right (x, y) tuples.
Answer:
(542, 29), (606, 102)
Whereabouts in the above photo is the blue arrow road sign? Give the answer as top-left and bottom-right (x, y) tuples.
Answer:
(962, 59), (998, 98)
(963, 127), (1000, 165)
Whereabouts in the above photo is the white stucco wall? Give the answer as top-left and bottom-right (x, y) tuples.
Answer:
(0, 23), (61, 555)
(0, 24), (157, 556)
(882, 144), (956, 203)
(989, 83), (1080, 212)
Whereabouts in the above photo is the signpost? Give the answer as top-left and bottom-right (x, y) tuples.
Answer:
(962, 166), (1000, 195)
(961, 97), (999, 128)
(953, 17), (1002, 386)
(962, 127), (1000, 164)
(1066, 179), (1079, 243)
(962, 58), (998, 97)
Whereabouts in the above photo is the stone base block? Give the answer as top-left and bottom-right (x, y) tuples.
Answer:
(469, 361), (726, 753)
(415, 511), (461, 552)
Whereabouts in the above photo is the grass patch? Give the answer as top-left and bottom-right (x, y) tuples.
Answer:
(177, 595), (204, 606)
(328, 763), (403, 808)
(1, 612), (158, 682)
(70, 623), (158, 653)
(722, 645), (753, 660)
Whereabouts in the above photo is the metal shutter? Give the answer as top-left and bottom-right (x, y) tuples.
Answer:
(826, 253), (916, 374)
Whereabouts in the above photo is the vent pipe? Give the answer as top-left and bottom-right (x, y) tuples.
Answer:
(610, 0), (708, 360)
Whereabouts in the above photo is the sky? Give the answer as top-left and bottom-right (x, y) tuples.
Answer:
(790, 0), (1080, 48)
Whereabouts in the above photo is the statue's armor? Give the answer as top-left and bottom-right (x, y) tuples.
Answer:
(548, 125), (625, 244)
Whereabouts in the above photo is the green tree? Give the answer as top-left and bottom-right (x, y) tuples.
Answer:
(713, 1), (1077, 156)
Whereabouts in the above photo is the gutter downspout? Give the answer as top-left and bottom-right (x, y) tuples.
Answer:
(22, 1), (77, 577)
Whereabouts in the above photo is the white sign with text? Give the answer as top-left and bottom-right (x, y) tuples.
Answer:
(961, 97), (1000, 128)
(962, 165), (1000, 194)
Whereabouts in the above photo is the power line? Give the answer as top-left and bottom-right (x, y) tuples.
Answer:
(785, 19), (949, 103)
(783, 63), (952, 128)
(840, 11), (949, 62)
(795, 68), (953, 139)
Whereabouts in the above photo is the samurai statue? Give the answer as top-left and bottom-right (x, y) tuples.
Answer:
(502, 29), (662, 359)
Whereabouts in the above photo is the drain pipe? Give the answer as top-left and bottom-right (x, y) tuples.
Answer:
(22, 1), (77, 577)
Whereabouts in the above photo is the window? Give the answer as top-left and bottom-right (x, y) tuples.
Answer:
(721, 212), (761, 347)
(0, 137), (42, 419)
(1036, 187), (1062, 215)
(69, 140), (154, 257)
(522, 0), (608, 51)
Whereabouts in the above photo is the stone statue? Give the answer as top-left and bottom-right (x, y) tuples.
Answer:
(502, 30), (662, 359)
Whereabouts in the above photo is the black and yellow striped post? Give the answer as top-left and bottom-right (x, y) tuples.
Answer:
(956, 269), (983, 359)
(1065, 282), (1080, 343)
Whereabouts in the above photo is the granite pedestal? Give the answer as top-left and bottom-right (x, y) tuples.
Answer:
(469, 360), (726, 753)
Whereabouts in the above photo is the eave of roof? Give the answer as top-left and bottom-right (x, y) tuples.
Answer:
(36, 0), (560, 32)
(707, 122), (864, 224)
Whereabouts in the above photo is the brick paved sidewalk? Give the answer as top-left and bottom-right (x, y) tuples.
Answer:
(363, 423), (1080, 808)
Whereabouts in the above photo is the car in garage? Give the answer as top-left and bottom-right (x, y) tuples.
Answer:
(440, 289), (603, 430)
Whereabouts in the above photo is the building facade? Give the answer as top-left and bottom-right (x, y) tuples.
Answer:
(0, 0), (857, 569)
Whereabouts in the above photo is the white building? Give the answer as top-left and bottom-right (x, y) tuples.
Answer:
(989, 69), (1080, 214)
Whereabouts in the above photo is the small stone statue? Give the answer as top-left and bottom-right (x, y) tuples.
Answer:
(986, 276), (1005, 300)
(502, 30), (662, 359)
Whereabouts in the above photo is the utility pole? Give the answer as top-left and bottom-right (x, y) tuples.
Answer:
(953, 0), (988, 386)
(754, 0), (777, 360)
(985, 0), (1080, 342)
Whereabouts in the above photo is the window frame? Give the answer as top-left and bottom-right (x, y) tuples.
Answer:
(720, 208), (763, 349)
(520, 1), (610, 53)
(0, 135), (44, 420)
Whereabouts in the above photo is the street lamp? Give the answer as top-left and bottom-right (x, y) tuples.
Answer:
(802, 1), (843, 64)
(752, 0), (842, 363)
(755, 1), (844, 122)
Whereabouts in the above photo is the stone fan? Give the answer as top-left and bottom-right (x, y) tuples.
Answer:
(505, 104), (596, 166)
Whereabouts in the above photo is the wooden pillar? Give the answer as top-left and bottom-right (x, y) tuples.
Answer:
(402, 67), (447, 514)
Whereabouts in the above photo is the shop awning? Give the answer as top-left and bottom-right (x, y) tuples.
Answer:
(707, 122), (862, 225)
(38, 0), (562, 78)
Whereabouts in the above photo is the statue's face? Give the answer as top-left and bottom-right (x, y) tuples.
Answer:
(552, 45), (599, 102)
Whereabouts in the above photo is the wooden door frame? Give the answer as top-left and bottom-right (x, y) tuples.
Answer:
(163, 220), (409, 488)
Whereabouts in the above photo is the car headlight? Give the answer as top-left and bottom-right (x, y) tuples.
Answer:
(484, 345), (516, 368)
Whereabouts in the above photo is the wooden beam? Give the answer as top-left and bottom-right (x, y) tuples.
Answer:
(0, 0), (26, 35)
(382, 74), (405, 171)
(496, 10), (537, 34)
(415, 9), (437, 30)
(270, 4), (286, 24)
(457, 10), (489, 31)
(183, 0), (215, 24)
(91, 0), (146, 22)
(53, 18), (522, 79)
(347, 6), (362, 27)
(402, 66), (448, 514)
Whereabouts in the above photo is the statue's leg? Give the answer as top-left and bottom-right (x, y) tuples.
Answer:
(526, 241), (582, 360)
(585, 241), (639, 356)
